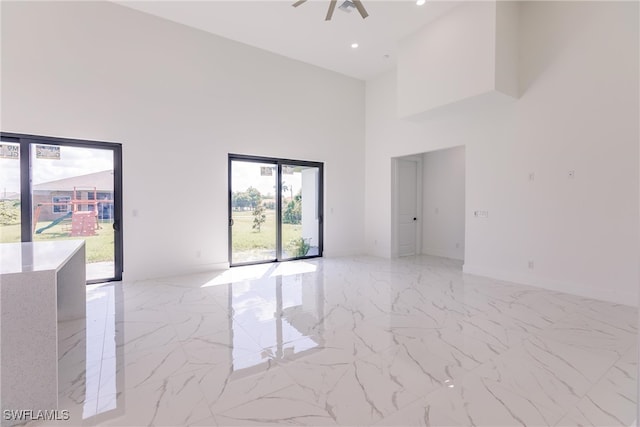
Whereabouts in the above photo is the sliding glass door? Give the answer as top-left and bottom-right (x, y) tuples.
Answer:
(229, 155), (323, 266)
(280, 164), (321, 260)
(229, 159), (277, 264)
(0, 133), (123, 283)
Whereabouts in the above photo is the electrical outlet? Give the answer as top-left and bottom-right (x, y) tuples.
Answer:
(528, 172), (535, 181)
(568, 170), (575, 179)
(528, 260), (534, 269)
(474, 211), (489, 218)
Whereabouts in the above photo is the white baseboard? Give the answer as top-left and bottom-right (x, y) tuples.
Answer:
(462, 264), (637, 307)
(123, 261), (230, 282)
(423, 247), (464, 261)
(323, 247), (364, 258)
(191, 261), (230, 272)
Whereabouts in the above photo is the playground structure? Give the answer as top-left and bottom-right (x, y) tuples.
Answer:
(33, 187), (113, 236)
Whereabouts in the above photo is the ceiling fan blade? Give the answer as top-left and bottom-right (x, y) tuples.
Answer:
(292, 0), (307, 7)
(352, 0), (369, 19)
(325, 0), (337, 21)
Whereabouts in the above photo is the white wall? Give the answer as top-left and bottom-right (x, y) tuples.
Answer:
(397, 1), (518, 118)
(422, 146), (465, 261)
(397, 1), (495, 118)
(494, 1), (518, 98)
(365, 1), (639, 305)
(1, 1), (365, 280)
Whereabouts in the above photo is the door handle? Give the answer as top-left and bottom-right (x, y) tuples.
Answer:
(113, 221), (120, 231)
(229, 218), (234, 226)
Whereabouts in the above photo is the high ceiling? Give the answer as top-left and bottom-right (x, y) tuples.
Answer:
(117, 0), (460, 80)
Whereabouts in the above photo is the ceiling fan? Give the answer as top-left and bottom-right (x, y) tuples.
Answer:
(292, 0), (369, 21)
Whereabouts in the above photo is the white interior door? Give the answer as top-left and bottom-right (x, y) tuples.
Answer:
(398, 159), (418, 256)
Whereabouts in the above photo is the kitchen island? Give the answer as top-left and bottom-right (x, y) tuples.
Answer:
(0, 240), (86, 425)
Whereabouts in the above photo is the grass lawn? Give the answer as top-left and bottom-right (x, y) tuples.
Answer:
(0, 219), (114, 263)
(232, 209), (304, 261)
(1, 209), (311, 265)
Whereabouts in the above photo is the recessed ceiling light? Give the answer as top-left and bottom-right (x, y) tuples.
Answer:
(351, 43), (359, 49)
(416, 0), (426, 5)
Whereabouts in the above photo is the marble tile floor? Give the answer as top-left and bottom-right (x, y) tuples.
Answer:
(27, 256), (638, 426)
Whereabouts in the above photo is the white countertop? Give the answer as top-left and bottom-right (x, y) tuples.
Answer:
(0, 240), (85, 275)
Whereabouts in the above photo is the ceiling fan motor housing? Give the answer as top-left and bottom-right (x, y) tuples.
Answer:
(292, 0), (368, 21)
(339, 1), (355, 13)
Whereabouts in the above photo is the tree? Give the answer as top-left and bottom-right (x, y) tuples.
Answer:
(245, 187), (262, 210)
(282, 191), (302, 224)
(252, 203), (266, 232)
(232, 187), (263, 211)
(232, 191), (250, 211)
(0, 200), (19, 226)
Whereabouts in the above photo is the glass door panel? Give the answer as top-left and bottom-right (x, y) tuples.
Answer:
(31, 143), (116, 281)
(230, 160), (277, 264)
(281, 165), (321, 260)
(0, 142), (21, 243)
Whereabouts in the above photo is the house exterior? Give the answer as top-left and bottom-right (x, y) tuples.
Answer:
(32, 170), (114, 222)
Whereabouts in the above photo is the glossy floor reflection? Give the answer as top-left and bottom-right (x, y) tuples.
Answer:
(42, 256), (639, 425)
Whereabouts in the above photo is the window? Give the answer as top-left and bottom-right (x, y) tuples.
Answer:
(52, 196), (71, 213)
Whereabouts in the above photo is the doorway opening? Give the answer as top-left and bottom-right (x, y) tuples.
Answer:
(228, 154), (323, 266)
(0, 133), (123, 283)
(392, 146), (466, 261)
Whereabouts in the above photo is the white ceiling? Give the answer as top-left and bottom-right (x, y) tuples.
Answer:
(117, 0), (460, 80)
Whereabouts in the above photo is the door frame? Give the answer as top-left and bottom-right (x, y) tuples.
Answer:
(0, 132), (124, 283)
(228, 153), (324, 267)
(391, 155), (423, 258)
